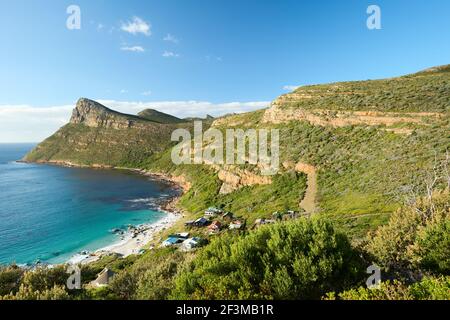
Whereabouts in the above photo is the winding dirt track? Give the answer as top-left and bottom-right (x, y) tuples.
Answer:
(295, 162), (317, 214)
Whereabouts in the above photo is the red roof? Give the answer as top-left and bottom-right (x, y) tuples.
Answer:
(208, 221), (222, 229)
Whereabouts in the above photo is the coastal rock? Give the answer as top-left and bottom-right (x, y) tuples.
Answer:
(70, 98), (148, 129)
(261, 86), (443, 135)
(214, 165), (272, 194)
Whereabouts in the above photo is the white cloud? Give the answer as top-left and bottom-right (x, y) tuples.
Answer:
(120, 89), (128, 94)
(283, 85), (301, 91)
(97, 23), (104, 31)
(121, 17), (151, 36)
(162, 51), (179, 58)
(120, 46), (145, 52)
(141, 91), (152, 96)
(206, 55), (223, 62)
(0, 104), (73, 143)
(97, 100), (270, 119)
(0, 100), (270, 143)
(163, 33), (179, 44)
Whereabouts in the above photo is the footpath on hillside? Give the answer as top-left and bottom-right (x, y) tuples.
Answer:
(295, 162), (317, 214)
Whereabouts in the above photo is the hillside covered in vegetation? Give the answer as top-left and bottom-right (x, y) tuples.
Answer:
(12, 65), (450, 300)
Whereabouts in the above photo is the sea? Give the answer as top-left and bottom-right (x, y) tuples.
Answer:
(0, 143), (177, 265)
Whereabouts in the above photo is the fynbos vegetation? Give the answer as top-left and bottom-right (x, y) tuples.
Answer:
(9, 66), (450, 300)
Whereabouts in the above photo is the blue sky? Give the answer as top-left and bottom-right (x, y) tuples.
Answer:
(0, 0), (449, 142)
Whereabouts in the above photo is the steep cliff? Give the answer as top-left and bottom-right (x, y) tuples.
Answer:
(70, 98), (152, 129)
(24, 98), (191, 167)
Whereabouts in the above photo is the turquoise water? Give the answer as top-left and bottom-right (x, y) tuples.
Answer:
(0, 144), (177, 265)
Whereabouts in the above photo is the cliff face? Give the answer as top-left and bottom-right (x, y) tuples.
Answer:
(24, 99), (190, 166)
(260, 65), (449, 134)
(70, 98), (152, 130)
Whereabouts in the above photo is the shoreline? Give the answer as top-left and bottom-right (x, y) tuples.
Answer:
(19, 159), (189, 266)
(67, 207), (182, 265)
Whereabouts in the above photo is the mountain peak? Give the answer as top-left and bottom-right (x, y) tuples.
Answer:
(70, 98), (143, 129)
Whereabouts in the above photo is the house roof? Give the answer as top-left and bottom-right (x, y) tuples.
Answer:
(174, 232), (190, 238)
(93, 268), (115, 286)
(209, 221), (222, 228)
(164, 237), (181, 244)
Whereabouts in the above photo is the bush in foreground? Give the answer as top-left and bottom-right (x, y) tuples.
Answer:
(365, 189), (449, 277)
(171, 218), (364, 299)
(326, 276), (450, 300)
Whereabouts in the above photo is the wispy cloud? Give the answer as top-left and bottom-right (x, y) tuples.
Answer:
(121, 17), (151, 36)
(97, 23), (104, 31)
(0, 100), (270, 143)
(98, 100), (270, 118)
(283, 85), (301, 91)
(163, 33), (179, 44)
(120, 89), (128, 94)
(206, 55), (223, 62)
(141, 91), (152, 96)
(0, 104), (73, 143)
(120, 46), (145, 52)
(162, 51), (180, 58)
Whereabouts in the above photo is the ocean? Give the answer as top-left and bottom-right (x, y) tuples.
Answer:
(0, 143), (177, 265)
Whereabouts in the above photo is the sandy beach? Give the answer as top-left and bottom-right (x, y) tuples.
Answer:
(66, 170), (188, 266)
(67, 209), (182, 265)
(15, 160), (188, 267)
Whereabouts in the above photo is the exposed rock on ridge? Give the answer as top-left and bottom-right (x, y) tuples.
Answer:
(70, 98), (151, 130)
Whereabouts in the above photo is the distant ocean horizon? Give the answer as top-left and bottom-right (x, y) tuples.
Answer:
(0, 143), (176, 265)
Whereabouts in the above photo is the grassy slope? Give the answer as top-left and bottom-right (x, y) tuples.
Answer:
(24, 67), (450, 239)
(279, 65), (450, 113)
(23, 121), (198, 168)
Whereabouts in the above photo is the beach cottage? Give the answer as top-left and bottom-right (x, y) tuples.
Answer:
(181, 237), (203, 251)
(90, 268), (116, 287)
(162, 235), (185, 247)
(205, 207), (223, 216)
(222, 211), (234, 221)
(208, 221), (222, 234)
(229, 220), (243, 230)
(193, 217), (209, 227)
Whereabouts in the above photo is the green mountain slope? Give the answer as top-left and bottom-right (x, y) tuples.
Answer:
(275, 64), (450, 113)
(24, 67), (450, 238)
(137, 109), (185, 124)
(24, 98), (194, 167)
(11, 65), (450, 301)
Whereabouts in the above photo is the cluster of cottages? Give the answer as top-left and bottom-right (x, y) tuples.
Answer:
(88, 208), (307, 288)
(185, 207), (245, 233)
(159, 207), (306, 251)
(159, 207), (244, 251)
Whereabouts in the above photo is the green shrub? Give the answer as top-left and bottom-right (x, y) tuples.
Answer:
(328, 276), (450, 300)
(0, 284), (70, 300)
(20, 266), (68, 292)
(0, 265), (24, 296)
(365, 190), (450, 276)
(104, 248), (190, 300)
(134, 251), (191, 300)
(171, 218), (364, 299)
(409, 276), (450, 300)
(409, 216), (450, 275)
